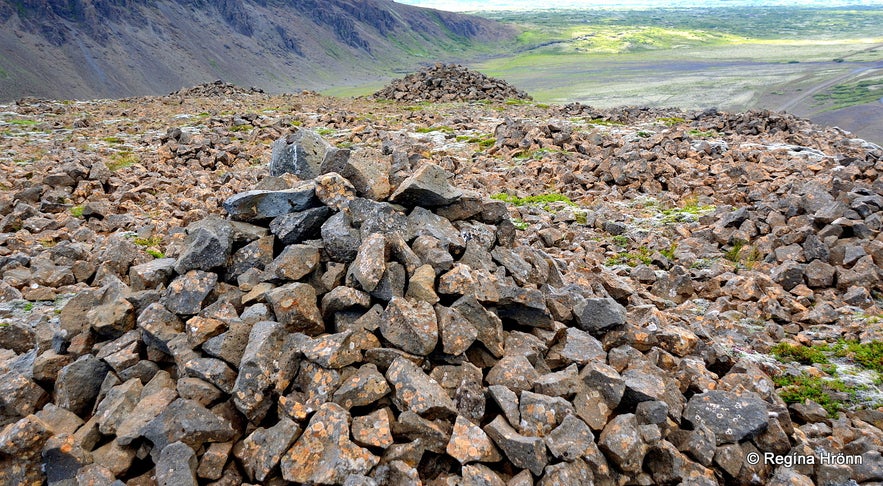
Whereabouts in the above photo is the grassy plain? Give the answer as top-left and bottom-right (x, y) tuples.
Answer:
(327, 6), (883, 142)
(472, 7), (883, 113)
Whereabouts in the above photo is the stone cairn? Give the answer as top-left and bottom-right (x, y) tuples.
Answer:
(170, 80), (265, 98)
(373, 63), (532, 103)
(0, 127), (828, 485)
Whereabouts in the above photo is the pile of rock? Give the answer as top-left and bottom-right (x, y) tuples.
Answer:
(373, 63), (531, 103)
(169, 80), (265, 98)
(3, 126), (851, 485)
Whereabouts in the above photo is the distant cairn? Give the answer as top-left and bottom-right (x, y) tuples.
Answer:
(169, 80), (265, 98)
(374, 63), (531, 103)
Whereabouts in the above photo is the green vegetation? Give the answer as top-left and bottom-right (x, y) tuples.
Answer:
(687, 129), (718, 138)
(587, 118), (625, 127)
(107, 152), (138, 171)
(657, 117), (686, 127)
(69, 205), (85, 218)
(7, 119), (38, 127)
(813, 76), (883, 110)
(472, 7), (883, 112)
(146, 249), (165, 259)
(229, 124), (252, 133)
(773, 373), (855, 417)
(659, 243), (678, 261)
(102, 136), (124, 144)
(771, 343), (830, 366)
(456, 135), (496, 150)
(690, 258), (715, 269)
(611, 234), (629, 247)
(315, 127), (335, 136)
(660, 197), (715, 223)
(606, 246), (652, 267)
(492, 192), (576, 207)
(723, 240), (747, 263)
(132, 235), (162, 248)
(23, 302), (34, 312)
(415, 126), (454, 134)
(767, 340), (883, 414)
(723, 239), (763, 269)
(512, 218), (529, 230)
(831, 340), (883, 374)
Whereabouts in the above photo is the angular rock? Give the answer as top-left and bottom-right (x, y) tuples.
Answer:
(349, 233), (387, 292)
(54, 354), (110, 416)
(279, 402), (379, 484)
(547, 328), (606, 367)
(129, 258), (176, 292)
(197, 441), (233, 480)
(156, 441), (197, 486)
(496, 285), (554, 329)
(447, 414), (503, 464)
(301, 331), (365, 369)
(573, 297), (627, 333)
(93, 378), (143, 435)
(771, 261), (805, 291)
(486, 355), (538, 393)
(268, 244), (320, 281)
(142, 398), (235, 457)
(406, 264), (440, 304)
(381, 297), (438, 355)
(321, 211), (362, 263)
(174, 216), (232, 274)
(182, 357), (237, 394)
(115, 386), (178, 446)
(269, 206), (333, 245)
(484, 415), (548, 476)
(233, 320), (286, 422)
(386, 356), (457, 418)
(162, 270), (218, 315)
(322, 286), (372, 319)
(266, 282), (324, 335)
(333, 364), (391, 409)
(488, 385), (520, 428)
(87, 290), (135, 339)
(228, 235), (274, 281)
(349, 198), (409, 237)
(389, 163), (462, 207)
(408, 206), (467, 252)
(137, 302), (184, 354)
(235, 417), (301, 482)
(519, 391), (575, 437)
(270, 128), (347, 179)
(451, 294), (504, 358)
(462, 464), (507, 486)
(598, 413), (647, 473)
(683, 390), (769, 445)
(42, 433), (91, 485)
(223, 185), (319, 222)
(351, 408), (394, 449)
(314, 172), (357, 210)
(546, 414), (595, 462)
(436, 305), (478, 356)
(340, 150), (392, 200)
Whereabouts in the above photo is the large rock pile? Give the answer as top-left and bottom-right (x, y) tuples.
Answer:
(170, 80), (266, 98)
(4, 125), (857, 485)
(373, 63), (531, 103)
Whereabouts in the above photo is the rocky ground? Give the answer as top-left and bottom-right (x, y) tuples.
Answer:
(1, 70), (883, 485)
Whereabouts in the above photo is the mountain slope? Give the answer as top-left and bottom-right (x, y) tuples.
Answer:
(0, 0), (515, 100)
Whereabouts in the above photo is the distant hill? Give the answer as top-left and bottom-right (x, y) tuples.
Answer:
(0, 0), (515, 101)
